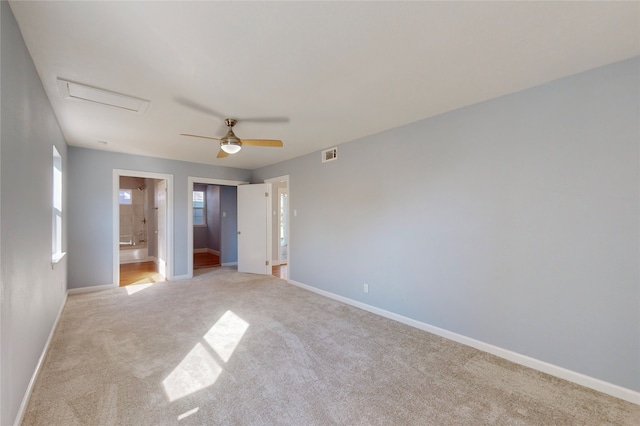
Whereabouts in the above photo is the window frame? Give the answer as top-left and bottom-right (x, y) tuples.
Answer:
(192, 189), (207, 227)
(52, 146), (66, 264)
(119, 188), (133, 205)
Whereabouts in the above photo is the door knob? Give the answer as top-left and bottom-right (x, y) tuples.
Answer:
(237, 231), (241, 235)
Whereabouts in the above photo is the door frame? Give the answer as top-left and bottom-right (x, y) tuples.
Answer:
(265, 175), (290, 273)
(187, 177), (248, 278)
(113, 169), (174, 286)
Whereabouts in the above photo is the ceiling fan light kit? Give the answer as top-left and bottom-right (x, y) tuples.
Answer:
(221, 141), (242, 154)
(220, 118), (242, 153)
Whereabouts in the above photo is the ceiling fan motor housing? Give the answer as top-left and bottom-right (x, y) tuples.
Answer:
(221, 120), (242, 153)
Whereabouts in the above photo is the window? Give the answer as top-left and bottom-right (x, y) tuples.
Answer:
(52, 146), (65, 263)
(119, 189), (133, 204)
(193, 190), (206, 226)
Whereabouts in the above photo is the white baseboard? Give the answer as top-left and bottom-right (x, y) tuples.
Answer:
(222, 262), (237, 267)
(119, 259), (147, 265)
(287, 279), (640, 405)
(67, 283), (117, 294)
(119, 256), (155, 265)
(14, 293), (68, 426)
(194, 248), (220, 255)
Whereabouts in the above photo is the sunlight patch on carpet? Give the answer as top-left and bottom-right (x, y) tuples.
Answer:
(125, 282), (155, 295)
(204, 310), (250, 362)
(162, 343), (222, 401)
(163, 310), (249, 402)
(178, 407), (199, 421)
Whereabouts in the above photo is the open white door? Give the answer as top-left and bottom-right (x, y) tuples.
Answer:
(237, 183), (272, 275)
(156, 180), (167, 277)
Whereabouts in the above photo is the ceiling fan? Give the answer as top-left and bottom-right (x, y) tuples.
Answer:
(180, 118), (283, 158)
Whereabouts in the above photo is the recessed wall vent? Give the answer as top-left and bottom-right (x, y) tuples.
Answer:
(322, 147), (338, 163)
(57, 79), (150, 114)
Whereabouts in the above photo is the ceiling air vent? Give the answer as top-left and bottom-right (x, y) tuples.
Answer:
(57, 79), (150, 114)
(322, 147), (338, 163)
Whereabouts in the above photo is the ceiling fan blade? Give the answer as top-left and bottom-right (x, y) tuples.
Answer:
(240, 117), (290, 124)
(180, 133), (221, 141)
(217, 149), (229, 159)
(173, 97), (225, 119)
(240, 139), (284, 147)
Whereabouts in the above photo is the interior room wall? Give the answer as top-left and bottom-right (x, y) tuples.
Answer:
(206, 185), (221, 253)
(253, 57), (640, 393)
(1, 2), (69, 424)
(68, 147), (251, 288)
(119, 176), (144, 189)
(220, 186), (238, 264)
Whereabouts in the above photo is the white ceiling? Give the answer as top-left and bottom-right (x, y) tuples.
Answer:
(9, 1), (639, 170)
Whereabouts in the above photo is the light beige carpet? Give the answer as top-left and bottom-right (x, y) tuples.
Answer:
(23, 267), (639, 425)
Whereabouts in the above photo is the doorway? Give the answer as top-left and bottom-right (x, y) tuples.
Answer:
(192, 183), (221, 269)
(187, 177), (248, 278)
(186, 176), (290, 278)
(113, 170), (173, 286)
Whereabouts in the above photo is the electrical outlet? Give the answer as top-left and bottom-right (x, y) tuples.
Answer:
(363, 283), (369, 293)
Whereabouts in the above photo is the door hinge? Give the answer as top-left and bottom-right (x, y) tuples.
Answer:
(265, 192), (269, 197)
(265, 260), (269, 266)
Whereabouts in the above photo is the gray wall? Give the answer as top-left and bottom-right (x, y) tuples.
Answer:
(68, 147), (251, 288)
(220, 186), (238, 264)
(206, 185), (221, 252)
(253, 58), (640, 392)
(1, 2), (69, 424)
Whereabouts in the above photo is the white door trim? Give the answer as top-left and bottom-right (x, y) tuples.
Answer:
(113, 169), (174, 286)
(187, 177), (248, 278)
